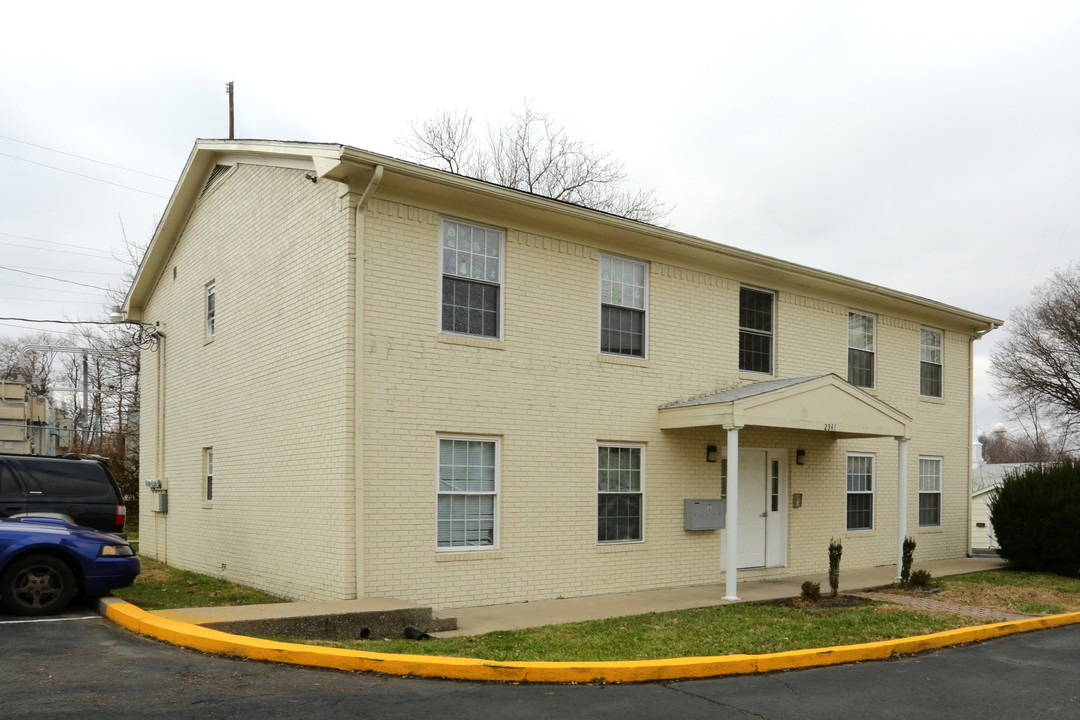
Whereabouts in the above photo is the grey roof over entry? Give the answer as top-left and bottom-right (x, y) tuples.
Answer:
(657, 373), (911, 438)
(660, 375), (831, 409)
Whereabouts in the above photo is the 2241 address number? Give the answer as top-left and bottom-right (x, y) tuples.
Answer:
(824, 423), (837, 432)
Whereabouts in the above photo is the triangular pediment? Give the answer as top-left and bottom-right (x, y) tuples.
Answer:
(659, 374), (910, 438)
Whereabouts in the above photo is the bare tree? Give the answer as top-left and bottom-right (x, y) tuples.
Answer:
(398, 103), (670, 224)
(990, 264), (1080, 421)
(0, 332), (61, 393)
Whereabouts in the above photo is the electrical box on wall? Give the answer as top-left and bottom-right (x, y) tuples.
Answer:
(684, 498), (725, 530)
(154, 492), (169, 514)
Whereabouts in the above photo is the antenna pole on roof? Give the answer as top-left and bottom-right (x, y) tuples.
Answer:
(225, 81), (235, 140)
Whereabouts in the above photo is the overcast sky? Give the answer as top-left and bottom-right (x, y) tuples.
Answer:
(2, 1), (1078, 437)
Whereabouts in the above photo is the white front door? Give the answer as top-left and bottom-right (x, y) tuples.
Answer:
(736, 450), (768, 568)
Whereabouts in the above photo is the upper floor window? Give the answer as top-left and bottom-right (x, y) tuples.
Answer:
(205, 283), (216, 338)
(739, 287), (773, 374)
(920, 328), (943, 397)
(847, 311), (875, 388)
(599, 255), (647, 357)
(440, 220), (503, 339)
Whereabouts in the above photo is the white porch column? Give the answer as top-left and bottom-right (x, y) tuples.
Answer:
(723, 425), (742, 601)
(896, 437), (909, 579)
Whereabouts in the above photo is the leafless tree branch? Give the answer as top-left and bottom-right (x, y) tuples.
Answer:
(397, 102), (671, 224)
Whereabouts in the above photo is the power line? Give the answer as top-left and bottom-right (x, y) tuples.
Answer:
(2, 282), (107, 298)
(0, 231), (120, 258)
(0, 267), (112, 291)
(0, 321), (84, 338)
(0, 134), (174, 182)
(0, 239), (117, 260)
(0, 296), (103, 305)
(2, 265), (119, 276)
(0, 152), (170, 199)
(0, 317), (114, 326)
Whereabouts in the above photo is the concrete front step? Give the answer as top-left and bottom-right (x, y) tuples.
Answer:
(156, 598), (457, 640)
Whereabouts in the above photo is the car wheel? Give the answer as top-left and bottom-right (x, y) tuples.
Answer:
(1, 554), (76, 616)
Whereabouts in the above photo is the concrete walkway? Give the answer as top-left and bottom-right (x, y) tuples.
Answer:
(435, 556), (1009, 637)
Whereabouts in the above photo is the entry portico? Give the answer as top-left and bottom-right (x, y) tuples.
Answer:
(659, 374), (912, 600)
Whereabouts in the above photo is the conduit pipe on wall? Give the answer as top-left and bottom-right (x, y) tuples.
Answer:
(351, 164), (383, 601)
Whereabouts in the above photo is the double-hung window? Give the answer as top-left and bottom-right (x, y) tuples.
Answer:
(847, 311), (875, 388)
(204, 448), (214, 503)
(597, 444), (643, 543)
(599, 255), (647, 357)
(440, 220), (503, 339)
(846, 454), (874, 530)
(205, 283), (216, 339)
(437, 436), (498, 549)
(919, 457), (942, 527)
(920, 328), (943, 397)
(739, 287), (774, 374)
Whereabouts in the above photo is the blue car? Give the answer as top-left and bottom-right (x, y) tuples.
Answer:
(0, 515), (140, 616)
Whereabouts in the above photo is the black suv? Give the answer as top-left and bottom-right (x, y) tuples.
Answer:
(0, 454), (127, 536)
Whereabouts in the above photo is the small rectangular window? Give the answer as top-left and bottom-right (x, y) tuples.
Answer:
(846, 454), (874, 530)
(600, 255), (647, 357)
(598, 444), (643, 543)
(206, 283), (216, 338)
(847, 311), (875, 388)
(204, 448), (214, 503)
(919, 457), (942, 527)
(739, 287), (774, 374)
(440, 220), (503, 339)
(437, 436), (498, 549)
(920, 328), (943, 397)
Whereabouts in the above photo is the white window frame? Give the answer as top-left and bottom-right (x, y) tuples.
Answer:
(739, 286), (774, 375)
(920, 328), (944, 398)
(847, 311), (876, 389)
(203, 447), (214, 504)
(205, 282), (216, 339)
(845, 453), (875, 531)
(436, 435), (500, 552)
(438, 218), (505, 340)
(597, 443), (645, 545)
(918, 456), (943, 527)
(598, 254), (648, 359)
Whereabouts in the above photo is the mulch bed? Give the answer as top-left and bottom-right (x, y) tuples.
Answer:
(757, 594), (873, 609)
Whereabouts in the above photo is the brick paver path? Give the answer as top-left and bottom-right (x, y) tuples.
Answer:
(851, 591), (1031, 622)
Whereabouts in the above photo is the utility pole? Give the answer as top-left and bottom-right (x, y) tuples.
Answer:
(226, 81), (235, 139)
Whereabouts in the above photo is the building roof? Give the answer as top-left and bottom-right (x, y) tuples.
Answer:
(122, 139), (1004, 338)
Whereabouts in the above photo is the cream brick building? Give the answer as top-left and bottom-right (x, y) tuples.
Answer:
(121, 140), (1001, 609)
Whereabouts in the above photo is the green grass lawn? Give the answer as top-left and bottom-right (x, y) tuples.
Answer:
(302, 603), (971, 661)
(936, 569), (1080, 616)
(112, 557), (1079, 661)
(112, 557), (285, 610)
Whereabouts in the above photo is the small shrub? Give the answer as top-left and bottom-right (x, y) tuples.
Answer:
(908, 569), (933, 587)
(901, 536), (916, 584)
(990, 459), (1080, 575)
(801, 581), (821, 602)
(828, 538), (842, 596)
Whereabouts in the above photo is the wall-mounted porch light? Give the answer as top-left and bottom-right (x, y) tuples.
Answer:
(796, 449), (806, 465)
(706, 445), (718, 463)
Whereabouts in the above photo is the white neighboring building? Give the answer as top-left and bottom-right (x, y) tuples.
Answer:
(970, 462), (1036, 550)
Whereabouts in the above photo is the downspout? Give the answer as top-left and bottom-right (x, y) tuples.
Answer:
(966, 336), (975, 557)
(352, 165), (383, 600)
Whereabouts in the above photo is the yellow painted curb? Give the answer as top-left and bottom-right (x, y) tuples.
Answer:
(103, 601), (1080, 683)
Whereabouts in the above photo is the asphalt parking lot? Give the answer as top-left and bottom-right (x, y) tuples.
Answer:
(2, 606), (1078, 720)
